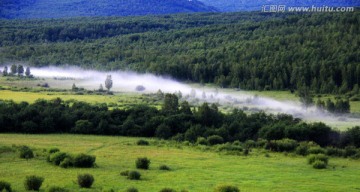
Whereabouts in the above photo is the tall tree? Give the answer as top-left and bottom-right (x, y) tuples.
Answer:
(298, 85), (313, 109)
(105, 75), (113, 92)
(17, 65), (24, 76)
(162, 93), (179, 114)
(2, 66), (8, 76)
(10, 64), (17, 75)
(25, 67), (31, 77)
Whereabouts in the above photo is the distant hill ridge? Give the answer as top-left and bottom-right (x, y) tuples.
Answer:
(198, 0), (360, 12)
(0, 0), (218, 19)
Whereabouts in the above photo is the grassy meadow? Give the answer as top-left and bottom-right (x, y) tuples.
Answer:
(0, 134), (360, 192)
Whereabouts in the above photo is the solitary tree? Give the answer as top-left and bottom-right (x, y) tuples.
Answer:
(2, 66), (8, 76)
(298, 85), (313, 109)
(105, 75), (113, 92)
(17, 65), (24, 76)
(25, 67), (31, 77)
(10, 64), (17, 75)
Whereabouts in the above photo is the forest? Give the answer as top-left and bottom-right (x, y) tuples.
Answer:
(1, 12), (359, 94)
(0, 94), (359, 149)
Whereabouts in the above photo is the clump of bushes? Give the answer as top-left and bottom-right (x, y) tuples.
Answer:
(159, 165), (171, 170)
(73, 153), (96, 168)
(159, 188), (176, 192)
(48, 148), (60, 154)
(217, 143), (243, 153)
(19, 145), (34, 159)
(214, 185), (240, 192)
(48, 186), (69, 192)
(127, 171), (141, 180)
(24, 175), (44, 191)
(265, 139), (298, 152)
(136, 157), (150, 169)
(308, 147), (326, 154)
(48, 150), (95, 168)
(0, 181), (12, 192)
(207, 135), (224, 146)
(196, 137), (208, 145)
(126, 187), (139, 192)
(307, 154), (329, 169)
(77, 174), (94, 188)
(137, 139), (150, 146)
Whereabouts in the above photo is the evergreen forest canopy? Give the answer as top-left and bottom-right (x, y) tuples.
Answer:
(0, 0), (217, 19)
(0, 11), (359, 94)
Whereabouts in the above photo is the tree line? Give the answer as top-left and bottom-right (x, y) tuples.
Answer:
(1, 12), (359, 94)
(0, 94), (359, 148)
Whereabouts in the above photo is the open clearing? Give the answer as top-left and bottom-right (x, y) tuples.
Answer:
(0, 134), (360, 192)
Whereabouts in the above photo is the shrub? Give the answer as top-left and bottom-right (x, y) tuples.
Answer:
(49, 152), (69, 166)
(244, 140), (256, 148)
(126, 187), (139, 192)
(207, 135), (224, 145)
(120, 170), (129, 176)
(136, 157), (150, 169)
(127, 171), (141, 180)
(325, 147), (344, 157)
(308, 147), (326, 154)
(73, 153), (96, 168)
(214, 185), (240, 192)
(232, 140), (241, 146)
(312, 160), (327, 169)
(159, 188), (176, 192)
(48, 186), (69, 192)
(24, 175), (44, 191)
(265, 139), (298, 152)
(159, 165), (171, 170)
(19, 146), (34, 159)
(48, 148), (60, 154)
(77, 174), (94, 188)
(196, 137), (208, 145)
(307, 154), (329, 165)
(295, 145), (308, 156)
(59, 157), (73, 168)
(0, 181), (12, 192)
(344, 146), (358, 157)
(136, 139), (149, 146)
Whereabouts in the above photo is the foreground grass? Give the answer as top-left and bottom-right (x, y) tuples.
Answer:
(0, 134), (360, 192)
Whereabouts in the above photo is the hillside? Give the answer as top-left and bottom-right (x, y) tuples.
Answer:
(0, 0), (218, 19)
(198, 0), (360, 12)
(1, 12), (359, 94)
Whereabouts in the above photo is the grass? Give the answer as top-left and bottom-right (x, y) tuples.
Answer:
(0, 134), (360, 192)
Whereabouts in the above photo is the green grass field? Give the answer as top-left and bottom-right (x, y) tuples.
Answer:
(0, 134), (360, 192)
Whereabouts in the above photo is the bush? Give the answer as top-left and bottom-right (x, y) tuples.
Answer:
(207, 135), (224, 145)
(120, 170), (129, 176)
(24, 175), (44, 191)
(214, 185), (240, 192)
(136, 139), (149, 146)
(126, 187), (139, 192)
(0, 181), (12, 192)
(244, 140), (256, 148)
(159, 165), (171, 170)
(344, 146), (358, 157)
(308, 147), (326, 154)
(59, 157), (73, 168)
(325, 147), (344, 157)
(48, 148), (60, 154)
(196, 137), (208, 145)
(48, 186), (69, 192)
(136, 157), (150, 169)
(73, 153), (96, 168)
(19, 146), (34, 159)
(295, 145), (308, 156)
(159, 188), (176, 192)
(265, 139), (298, 152)
(312, 160), (327, 169)
(127, 171), (141, 180)
(307, 154), (329, 165)
(49, 152), (69, 166)
(77, 174), (94, 188)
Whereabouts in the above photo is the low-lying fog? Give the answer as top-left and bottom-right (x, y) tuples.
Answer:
(23, 66), (360, 128)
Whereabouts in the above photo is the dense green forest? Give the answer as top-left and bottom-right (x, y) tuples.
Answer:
(0, 0), (216, 19)
(1, 94), (360, 149)
(0, 12), (359, 94)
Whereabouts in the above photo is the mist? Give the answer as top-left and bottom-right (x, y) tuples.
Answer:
(27, 66), (360, 128)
